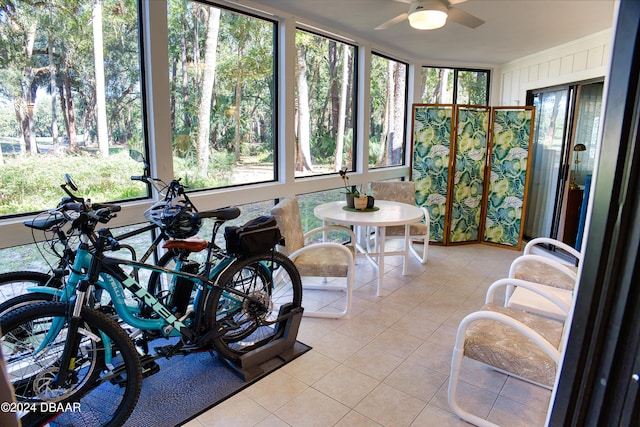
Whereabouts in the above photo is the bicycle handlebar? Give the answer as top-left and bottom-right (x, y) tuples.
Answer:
(59, 202), (85, 212)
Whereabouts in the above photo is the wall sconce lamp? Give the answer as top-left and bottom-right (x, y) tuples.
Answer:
(408, 0), (448, 30)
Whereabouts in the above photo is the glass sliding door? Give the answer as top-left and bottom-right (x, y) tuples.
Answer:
(570, 82), (603, 189)
(524, 88), (573, 239)
(525, 81), (604, 248)
(566, 82), (603, 248)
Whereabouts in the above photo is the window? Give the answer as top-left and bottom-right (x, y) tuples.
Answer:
(294, 29), (356, 177)
(0, 0), (146, 216)
(168, 1), (277, 190)
(297, 189), (348, 242)
(420, 67), (489, 105)
(369, 53), (408, 167)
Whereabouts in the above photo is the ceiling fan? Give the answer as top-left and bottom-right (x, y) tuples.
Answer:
(375, 0), (485, 31)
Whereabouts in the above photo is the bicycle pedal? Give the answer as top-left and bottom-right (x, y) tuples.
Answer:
(141, 360), (160, 378)
(154, 345), (174, 357)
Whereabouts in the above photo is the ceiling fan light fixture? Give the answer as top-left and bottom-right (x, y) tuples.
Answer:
(408, 1), (448, 30)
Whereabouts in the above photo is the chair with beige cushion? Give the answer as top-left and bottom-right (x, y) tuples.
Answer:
(271, 197), (356, 318)
(369, 181), (430, 264)
(448, 278), (571, 427)
(505, 237), (581, 320)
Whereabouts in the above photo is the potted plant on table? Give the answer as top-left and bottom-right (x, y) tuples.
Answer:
(339, 168), (374, 210)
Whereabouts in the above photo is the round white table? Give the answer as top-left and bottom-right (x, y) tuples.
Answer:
(314, 200), (424, 296)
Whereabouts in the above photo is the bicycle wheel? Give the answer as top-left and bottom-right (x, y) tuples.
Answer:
(0, 302), (142, 427)
(0, 272), (112, 319)
(0, 292), (57, 318)
(0, 271), (62, 316)
(205, 251), (302, 363)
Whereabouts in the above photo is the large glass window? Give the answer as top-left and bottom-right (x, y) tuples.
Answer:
(420, 67), (489, 105)
(369, 53), (407, 167)
(294, 30), (356, 177)
(168, 1), (276, 190)
(0, 0), (145, 216)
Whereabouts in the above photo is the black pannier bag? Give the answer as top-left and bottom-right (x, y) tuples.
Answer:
(224, 215), (282, 258)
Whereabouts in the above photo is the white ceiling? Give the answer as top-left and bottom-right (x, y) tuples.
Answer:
(234, 0), (617, 66)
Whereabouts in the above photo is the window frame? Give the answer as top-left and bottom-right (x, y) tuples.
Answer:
(421, 66), (491, 105)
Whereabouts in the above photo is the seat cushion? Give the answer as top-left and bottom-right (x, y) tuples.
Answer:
(463, 303), (563, 387)
(293, 246), (352, 277)
(371, 181), (416, 205)
(513, 260), (577, 290)
(384, 223), (429, 237)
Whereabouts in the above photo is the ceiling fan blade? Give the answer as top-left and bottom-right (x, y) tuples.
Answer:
(375, 12), (409, 30)
(447, 6), (485, 28)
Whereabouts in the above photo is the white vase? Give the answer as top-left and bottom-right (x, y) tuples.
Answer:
(354, 196), (368, 210)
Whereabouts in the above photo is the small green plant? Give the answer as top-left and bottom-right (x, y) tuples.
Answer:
(339, 167), (362, 197)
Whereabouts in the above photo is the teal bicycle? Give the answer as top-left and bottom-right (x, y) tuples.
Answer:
(0, 193), (302, 426)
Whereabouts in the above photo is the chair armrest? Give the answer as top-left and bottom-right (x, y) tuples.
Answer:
(455, 309), (561, 363)
(419, 206), (430, 224)
(509, 254), (578, 281)
(486, 278), (571, 315)
(287, 241), (354, 264)
(417, 206), (431, 235)
(524, 237), (581, 261)
(304, 225), (357, 244)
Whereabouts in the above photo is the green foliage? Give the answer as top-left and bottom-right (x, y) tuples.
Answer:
(0, 150), (145, 215)
(172, 148), (235, 189)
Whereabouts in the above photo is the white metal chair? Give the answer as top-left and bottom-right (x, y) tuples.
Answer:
(448, 278), (571, 427)
(505, 237), (582, 320)
(271, 197), (356, 318)
(369, 181), (430, 264)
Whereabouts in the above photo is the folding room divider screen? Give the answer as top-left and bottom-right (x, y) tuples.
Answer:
(411, 104), (535, 250)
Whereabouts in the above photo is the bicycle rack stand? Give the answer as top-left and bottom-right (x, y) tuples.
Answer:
(219, 303), (305, 382)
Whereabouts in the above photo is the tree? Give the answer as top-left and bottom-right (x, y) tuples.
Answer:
(295, 43), (313, 172)
(389, 62), (405, 164)
(334, 45), (349, 171)
(376, 60), (393, 166)
(48, 30), (60, 154)
(0, 3), (39, 155)
(196, 6), (220, 177)
(92, 0), (108, 156)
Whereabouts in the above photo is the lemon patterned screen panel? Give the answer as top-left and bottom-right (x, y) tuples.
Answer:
(412, 104), (533, 248)
(411, 105), (453, 243)
(449, 106), (490, 243)
(483, 108), (534, 247)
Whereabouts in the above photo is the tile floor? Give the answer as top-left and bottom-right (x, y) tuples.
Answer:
(184, 243), (553, 427)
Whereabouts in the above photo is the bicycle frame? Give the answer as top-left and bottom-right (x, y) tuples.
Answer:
(34, 228), (268, 363)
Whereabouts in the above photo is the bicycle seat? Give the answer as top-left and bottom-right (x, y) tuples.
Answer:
(24, 213), (67, 231)
(163, 236), (208, 252)
(198, 206), (241, 221)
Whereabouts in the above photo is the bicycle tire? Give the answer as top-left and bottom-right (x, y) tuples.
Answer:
(0, 292), (56, 318)
(0, 301), (143, 427)
(0, 272), (114, 320)
(0, 271), (62, 316)
(204, 251), (302, 363)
